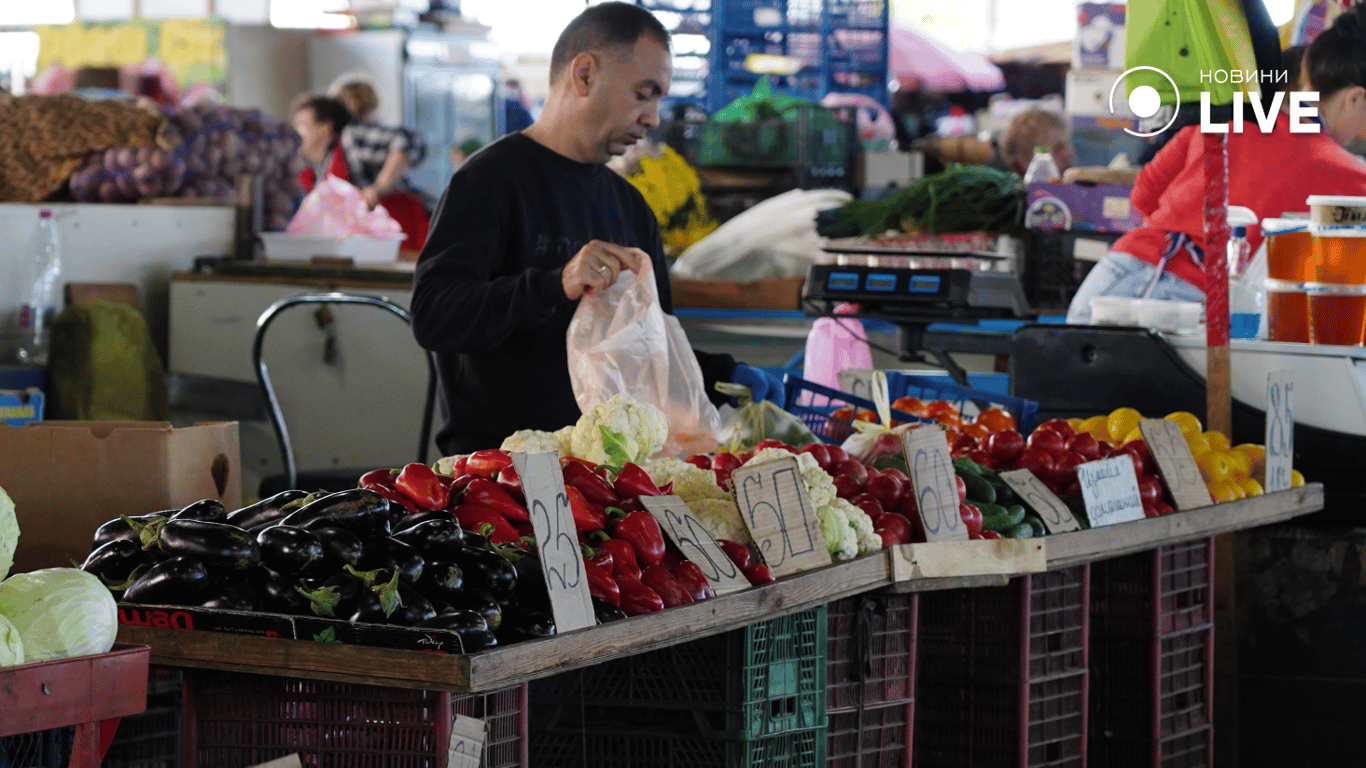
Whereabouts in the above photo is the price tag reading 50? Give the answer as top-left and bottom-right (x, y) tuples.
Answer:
(902, 427), (968, 542)
(732, 455), (833, 578)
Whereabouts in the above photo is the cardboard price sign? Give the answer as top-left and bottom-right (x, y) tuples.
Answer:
(641, 496), (751, 595)
(1265, 371), (1295, 492)
(902, 427), (969, 541)
(446, 715), (487, 768)
(998, 469), (1081, 533)
(1138, 418), (1211, 510)
(511, 452), (595, 633)
(732, 455), (832, 578)
(1076, 456), (1146, 527)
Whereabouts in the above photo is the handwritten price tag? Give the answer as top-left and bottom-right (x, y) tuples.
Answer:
(512, 452), (595, 633)
(998, 469), (1080, 533)
(1076, 456), (1146, 527)
(1139, 419), (1212, 510)
(1265, 371), (1295, 492)
(641, 496), (751, 595)
(902, 426), (968, 541)
(732, 455), (832, 578)
(446, 715), (487, 768)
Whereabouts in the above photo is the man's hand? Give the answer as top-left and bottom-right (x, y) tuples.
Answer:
(361, 185), (383, 210)
(562, 240), (648, 300)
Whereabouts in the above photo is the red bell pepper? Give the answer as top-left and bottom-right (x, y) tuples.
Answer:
(497, 464), (525, 504)
(464, 478), (530, 524)
(670, 561), (715, 601)
(640, 566), (694, 608)
(465, 449), (513, 479)
(450, 456), (468, 477)
(716, 539), (751, 571)
(365, 483), (420, 515)
(980, 529), (1002, 540)
(608, 507), (666, 568)
(562, 461), (621, 507)
(358, 468), (398, 490)
(560, 456), (597, 472)
(585, 566), (621, 606)
(444, 474), (476, 500)
(588, 533), (641, 581)
(583, 546), (614, 577)
(613, 462), (663, 500)
(452, 503), (521, 544)
(742, 562), (775, 586)
(659, 545), (683, 570)
(395, 463), (450, 511)
(616, 573), (665, 616)
(564, 486), (608, 534)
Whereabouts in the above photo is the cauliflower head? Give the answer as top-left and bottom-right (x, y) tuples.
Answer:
(500, 429), (564, 457)
(818, 503), (858, 561)
(687, 497), (754, 548)
(569, 393), (668, 466)
(641, 458), (727, 502)
(745, 448), (836, 510)
(832, 497), (883, 555)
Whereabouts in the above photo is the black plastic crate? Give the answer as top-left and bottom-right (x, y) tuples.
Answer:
(827, 593), (917, 711)
(104, 667), (182, 768)
(828, 700), (912, 768)
(528, 724), (825, 768)
(0, 728), (72, 768)
(1022, 230), (1115, 310)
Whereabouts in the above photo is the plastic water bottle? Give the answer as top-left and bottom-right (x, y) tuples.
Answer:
(1227, 225), (1251, 277)
(1023, 147), (1060, 184)
(15, 209), (62, 365)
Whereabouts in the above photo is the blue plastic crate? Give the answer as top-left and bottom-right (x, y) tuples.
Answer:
(781, 376), (931, 445)
(884, 371), (1040, 435)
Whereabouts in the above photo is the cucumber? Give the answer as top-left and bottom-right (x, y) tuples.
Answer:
(1061, 495), (1091, 530)
(1025, 515), (1047, 537)
(1003, 521), (1035, 539)
(952, 457), (984, 474)
(980, 503), (1026, 533)
(986, 480), (1017, 505)
(957, 470), (996, 505)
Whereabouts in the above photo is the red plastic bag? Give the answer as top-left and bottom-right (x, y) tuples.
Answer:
(285, 176), (403, 240)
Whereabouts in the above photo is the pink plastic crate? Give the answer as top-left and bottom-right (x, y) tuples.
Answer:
(827, 593), (918, 711)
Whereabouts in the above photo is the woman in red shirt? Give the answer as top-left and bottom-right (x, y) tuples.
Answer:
(1066, 9), (1366, 323)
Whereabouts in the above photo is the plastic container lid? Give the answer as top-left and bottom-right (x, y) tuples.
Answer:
(1306, 195), (1366, 207)
(1227, 205), (1258, 227)
(1261, 217), (1309, 235)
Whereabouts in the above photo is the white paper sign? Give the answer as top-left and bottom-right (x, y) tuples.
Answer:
(837, 369), (875, 402)
(446, 715), (487, 768)
(641, 496), (751, 595)
(1076, 456), (1146, 527)
(512, 452), (595, 633)
(998, 468), (1081, 533)
(902, 426), (969, 541)
(732, 455), (833, 578)
(1265, 370), (1295, 492)
(1139, 418), (1211, 510)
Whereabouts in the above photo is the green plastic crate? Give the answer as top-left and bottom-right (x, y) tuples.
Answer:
(532, 606), (827, 741)
(528, 724), (826, 768)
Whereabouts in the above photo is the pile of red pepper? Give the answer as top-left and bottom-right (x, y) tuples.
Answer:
(359, 449), (774, 618)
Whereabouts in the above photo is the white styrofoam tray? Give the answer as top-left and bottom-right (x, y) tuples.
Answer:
(260, 232), (404, 263)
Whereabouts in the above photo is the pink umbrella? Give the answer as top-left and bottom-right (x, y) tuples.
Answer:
(889, 23), (1005, 93)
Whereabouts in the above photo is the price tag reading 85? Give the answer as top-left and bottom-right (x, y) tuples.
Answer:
(902, 427), (968, 542)
(511, 452), (595, 633)
(1265, 371), (1295, 492)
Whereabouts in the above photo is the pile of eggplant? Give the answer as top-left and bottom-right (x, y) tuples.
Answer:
(80, 489), (563, 652)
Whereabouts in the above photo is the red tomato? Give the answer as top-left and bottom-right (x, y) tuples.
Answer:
(958, 502), (983, 539)
(980, 529), (1002, 540)
(1063, 479), (1082, 497)
(829, 459), (869, 488)
(1065, 433), (1101, 461)
(881, 467), (909, 485)
(799, 443), (832, 468)
(865, 473), (904, 511)
(1026, 427), (1066, 454)
(755, 439), (796, 453)
(683, 454), (712, 470)
(712, 452), (742, 473)
(964, 448), (996, 470)
(872, 513), (912, 545)
(1126, 439), (1154, 468)
(1013, 447), (1057, 482)
(832, 475), (862, 500)
(1137, 473), (1165, 506)
(1095, 440), (1116, 458)
(851, 493), (885, 519)
(956, 474), (967, 502)
(983, 430), (1026, 465)
(951, 433), (978, 453)
(1152, 500), (1175, 515)
(824, 445), (849, 464)
(1054, 453), (1088, 485)
(1111, 444), (1147, 477)
(1036, 419), (1077, 440)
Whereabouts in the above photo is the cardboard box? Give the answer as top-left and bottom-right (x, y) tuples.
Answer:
(0, 421), (241, 574)
(1025, 183), (1143, 233)
(0, 389), (43, 427)
(1075, 3), (1127, 70)
(671, 276), (806, 310)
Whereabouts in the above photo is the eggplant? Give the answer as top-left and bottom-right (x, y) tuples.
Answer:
(417, 609), (493, 652)
(171, 499), (228, 523)
(159, 519), (260, 572)
(448, 546), (517, 596)
(313, 526), (364, 571)
(393, 518), (464, 555)
(416, 560), (464, 605)
(297, 572), (362, 619)
(249, 565), (308, 614)
(226, 490), (310, 529)
(462, 530), (491, 552)
(277, 489), (392, 538)
(358, 537), (424, 585)
(110, 563), (153, 601)
(496, 607), (555, 644)
(392, 583), (438, 626)
(91, 512), (169, 551)
(509, 550), (549, 607)
(122, 556), (210, 605)
(80, 539), (152, 585)
(256, 526), (325, 576)
(393, 510), (457, 533)
(350, 588), (389, 624)
(592, 597), (628, 624)
(200, 583), (261, 611)
(444, 587), (503, 630)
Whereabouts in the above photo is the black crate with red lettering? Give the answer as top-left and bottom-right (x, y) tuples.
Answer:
(182, 671), (527, 768)
(917, 566), (1091, 768)
(1090, 539), (1214, 768)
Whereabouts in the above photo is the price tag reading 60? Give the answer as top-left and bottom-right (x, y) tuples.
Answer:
(512, 451), (595, 633)
(901, 427), (968, 542)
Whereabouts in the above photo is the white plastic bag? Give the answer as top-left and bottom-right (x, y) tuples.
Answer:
(286, 175), (404, 240)
(567, 258), (723, 457)
(671, 188), (851, 280)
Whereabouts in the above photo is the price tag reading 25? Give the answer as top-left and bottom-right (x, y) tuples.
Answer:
(511, 452), (595, 633)
(732, 455), (832, 578)
(902, 427), (969, 542)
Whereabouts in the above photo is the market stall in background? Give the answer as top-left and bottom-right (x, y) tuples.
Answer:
(0, 0), (1363, 767)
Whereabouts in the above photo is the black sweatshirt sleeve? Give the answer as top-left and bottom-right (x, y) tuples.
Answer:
(410, 173), (572, 354)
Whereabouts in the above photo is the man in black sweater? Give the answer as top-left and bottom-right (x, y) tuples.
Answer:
(410, 2), (781, 456)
